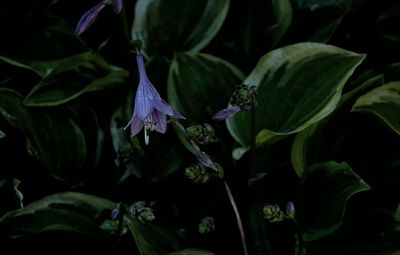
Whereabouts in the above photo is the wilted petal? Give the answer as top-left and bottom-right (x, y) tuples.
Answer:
(153, 110), (167, 133)
(127, 113), (144, 136)
(75, 2), (106, 35)
(111, 0), (123, 14)
(212, 106), (241, 121)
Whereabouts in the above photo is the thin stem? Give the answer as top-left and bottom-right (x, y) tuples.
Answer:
(224, 180), (248, 255)
(249, 106), (256, 174)
(117, 204), (125, 242)
(293, 219), (306, 255)
(120, 3), (136, 82)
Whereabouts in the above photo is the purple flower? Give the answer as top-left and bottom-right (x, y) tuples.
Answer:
(125, 53), (184, 145)
(111, 0), (123, 14)
(75, 2), (106, 35)
(75, 0), (124, 35)
(212, 106), (241, 121)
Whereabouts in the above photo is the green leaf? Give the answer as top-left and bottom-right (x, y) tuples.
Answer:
(67, 104), (104, 170)
(0, 88), (87, 182)
(227, 42), (365, 147)
(268, 0), (292, 48)
(298, 161), (371, 241)
(169, 249), (215, 255)
(247, 173), (267, 185)
(0, 179), (23, 217)
(23, 52), (128, 106)
(132, 0), (229, 54)
(168, 52), (245, 122)
(291, 74), (385, 176)
(0, 16), (90, 64)
(0, 130), (5, 138)
(0, 192), (115, 238)
(352, 81), (400, 136)
(126, 219), (181, 255)
(240, 0), (292, 62)
(376, 6), (400, 42)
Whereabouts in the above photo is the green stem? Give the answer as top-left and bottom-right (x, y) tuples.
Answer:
(293, 219), (306, 255)
(249, 106), (256, 174)
(120, 3), (136, 82)
(117, 204), (125, 242)
(224, 180), (248, 255)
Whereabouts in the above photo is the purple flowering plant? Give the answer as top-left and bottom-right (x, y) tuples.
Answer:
(0, 1), (398, 255)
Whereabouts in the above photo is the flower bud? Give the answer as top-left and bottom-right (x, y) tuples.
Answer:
(185, 123), (217, 145)
(263, 204), (285, 223)
(184, 164), (209, 184)
(198, 216), (215, 234)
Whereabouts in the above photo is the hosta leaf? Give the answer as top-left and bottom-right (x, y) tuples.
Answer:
(268, 0), (292, 48)
(298, 161), (371, 241)
(126, 219), (181, 255)
(0, 179), (23, 217)
(352, 81), (400, 135)
(0, 192), (115, 238)
(23, 52), (128, 106)
(168, 52), (244, 122)
(291, 75), (384, 176)
(227, 42), (365, 147)
(132, 0), (229, 54)
(169, 249), (215, 255)
(0, 88), (87, 182)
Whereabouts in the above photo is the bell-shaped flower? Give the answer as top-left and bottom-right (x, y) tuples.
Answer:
(125, 53), (184, 145)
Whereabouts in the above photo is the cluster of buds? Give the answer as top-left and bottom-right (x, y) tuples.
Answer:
(263, 202), (295, 223)
(185, 123), (218, 145)
(111, 201), (155, 224)
(213, 84), (257, 120)
(185, 164), (210, 184)
(198, 216), (215, 234)
(171, 120), (223, 183)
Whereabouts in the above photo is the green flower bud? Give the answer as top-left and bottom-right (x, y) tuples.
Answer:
(230, 84), (257, 110)
(185, 164), (209, 183)
(186, 123), (218, 145)
(198, 216), (215, 234)
(128, 201), (155, 223)
(263, 204), (285, 223)
(137, 207), (156, 223)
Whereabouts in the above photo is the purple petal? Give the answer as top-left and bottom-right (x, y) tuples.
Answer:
(75, 3), (106, 35)
(212, 106), (241, 121)
(153, 99), (174, 116)
(172, 108), (185, 119)
(111, 208), (120, 220)
(125, 113), (144, 136)
(136, 54), (149, 81)
(153, 110), (167, 133)
(134, 79), (155, 119)
(111, 0), (123, 14)
(196, 152), (217, 170)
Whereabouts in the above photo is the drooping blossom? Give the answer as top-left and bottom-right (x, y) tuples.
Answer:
(213, 84), (257, 120)
(75, 0), (123, 35)
(125, 53), (184, 145)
